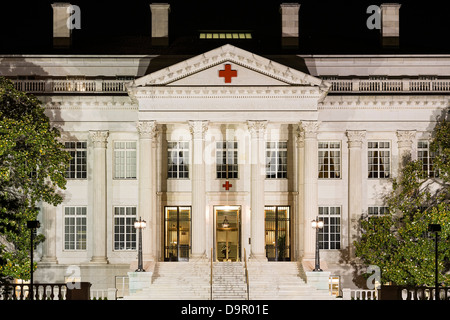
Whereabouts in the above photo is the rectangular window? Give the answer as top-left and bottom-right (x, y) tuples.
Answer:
(318, 206), (341, 250)
(114, 141), (137, 179)
(368, 206), (389, 217)
(368, 141), (390, 178)
(216, 141), (238, 179)
(318, 142), (341, 179)
(266, 141), (287, 179)
(64, 207), (87, 250)
(167, 141), (189, 179)
(65, 141), (87, 179)
(114, 207), (137, 250)
(417, 141), (437, 178)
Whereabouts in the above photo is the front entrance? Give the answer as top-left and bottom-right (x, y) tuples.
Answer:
(265, 206), (291, 261)
(164, 206), (191, 261)
(214, 206), (241, 262)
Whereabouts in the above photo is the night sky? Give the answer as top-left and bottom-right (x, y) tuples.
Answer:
(0, 0), (449, 54)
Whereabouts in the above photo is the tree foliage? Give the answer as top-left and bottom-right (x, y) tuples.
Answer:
(0, 77), (70, 281)
(354, 110), (450, 286)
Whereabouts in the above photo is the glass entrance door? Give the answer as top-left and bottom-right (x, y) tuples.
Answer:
(215, 206), (241, 262)
(164, 206), (191, 261)
(265, 206), (290, 261)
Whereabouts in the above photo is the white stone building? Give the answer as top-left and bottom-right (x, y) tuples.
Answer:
(1, 2), (449, 299)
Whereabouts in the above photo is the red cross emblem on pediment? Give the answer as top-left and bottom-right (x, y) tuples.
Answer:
(219, 64), (237, 83)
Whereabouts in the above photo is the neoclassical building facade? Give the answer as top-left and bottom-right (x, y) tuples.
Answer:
(1, 2), (449, 297)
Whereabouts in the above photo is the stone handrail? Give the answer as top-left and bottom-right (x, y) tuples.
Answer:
(328, 78), (450, 93)
(12, 79), (129, 93)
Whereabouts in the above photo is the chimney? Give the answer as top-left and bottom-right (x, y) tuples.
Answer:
(52, 2), (72, 48)
(280, 3), (300, 48)
(380, 3), (401, 47)
(150, 3), (170, 46)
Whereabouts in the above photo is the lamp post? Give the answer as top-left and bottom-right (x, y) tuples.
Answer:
(134, 217), (147, 272)
(27, 220), (40, 300)
(311, 217), (324, 272)
(428, 223), (441, 300)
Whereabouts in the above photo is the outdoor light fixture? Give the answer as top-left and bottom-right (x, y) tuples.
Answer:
(27, 220), (40, 300)
(221, 216), (230, 228)
(428, 223), (441, 300)
(134, 217), (146, 272)
(311, 217), (324, 272)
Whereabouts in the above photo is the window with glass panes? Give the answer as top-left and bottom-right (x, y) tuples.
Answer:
(368, 141), (390, 178)
(318, 142), (341, 179)
(266, 142), (287, 179)
(114, 141), (137, 179)
(113, 207), (137, 250)
(64, 207), (87, 250)
(216, 141), (238, 179)
(368, 206), (389, 217)
(418, 141), (437, 178)
(65, 141), (87, 179)
(167, 141), (189, 179)
(318, 206), (341, 250)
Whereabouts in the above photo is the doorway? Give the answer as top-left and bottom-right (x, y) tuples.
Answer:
(164, 206), (191, 261)
(265, 206), (291, 261)
(214, 206), (241, 262)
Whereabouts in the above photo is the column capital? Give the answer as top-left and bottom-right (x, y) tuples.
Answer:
(346, 130), (366, 148)
(247, 120), (268, 138)
(137, 120), (158, 139)
(188, 120), (209, 139)
(89, 130), (109, 148)
(299, 121), (319, 139)
(396, 130), (416, 148)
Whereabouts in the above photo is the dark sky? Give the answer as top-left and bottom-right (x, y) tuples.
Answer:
(0, 0), (449, 54)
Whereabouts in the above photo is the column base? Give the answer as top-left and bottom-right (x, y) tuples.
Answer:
(90, 256), (109, 264)
(39, 257), (58, 264)
(249, 253), (268, 262)
(190, 252), (208, 262)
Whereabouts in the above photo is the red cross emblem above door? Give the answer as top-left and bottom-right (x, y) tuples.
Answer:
(222, 180), (232, 191)
(219, 64), (237, 83)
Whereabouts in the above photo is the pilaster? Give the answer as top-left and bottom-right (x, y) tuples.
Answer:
(137, 121), (158, 262)
(346, 130), (366, 258)
(188, 120), (209, 260)
(89, 130), (109, 263)
(247, 120), (268, 261)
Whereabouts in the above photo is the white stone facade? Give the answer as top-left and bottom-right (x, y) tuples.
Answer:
(2, 44), (448, 291)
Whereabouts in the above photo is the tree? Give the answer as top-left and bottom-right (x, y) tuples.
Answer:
(354, 109), (450, 286)
(0, 77), (70, 282)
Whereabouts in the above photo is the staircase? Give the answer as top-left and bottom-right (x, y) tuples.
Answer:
(124, 261), (210, 300)
(247, 261), (335, 300)
(212, 262), (248, 300)
(123, 260), (335, 300)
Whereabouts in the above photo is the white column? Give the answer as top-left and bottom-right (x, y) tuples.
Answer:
(137, 121), (157, 262)
(247, 120), (268, 261)
(301, 121), (319, 260)
(296, 126), (305, 260)
(40, 202), (58, 264)
(89, 130), (109, 263)
(346, 130), (366, 257)
(396, 130), (416, 171)
(189, 120), (209, 260)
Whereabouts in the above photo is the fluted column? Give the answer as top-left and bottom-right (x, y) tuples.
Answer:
(137, 121), (157, 262)
(90, 130), (109, 263)
(296, 127), (305, 260)
(247, 120), (268, 261)
(346, 130), (366, 258)
(189, 120), (209, 260)
(396, 130), (416, 171)
(301, 121), (319, 260)
(40, 202), (58, 264)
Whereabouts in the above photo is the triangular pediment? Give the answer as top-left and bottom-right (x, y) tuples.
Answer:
(131, 44), (329, 89)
